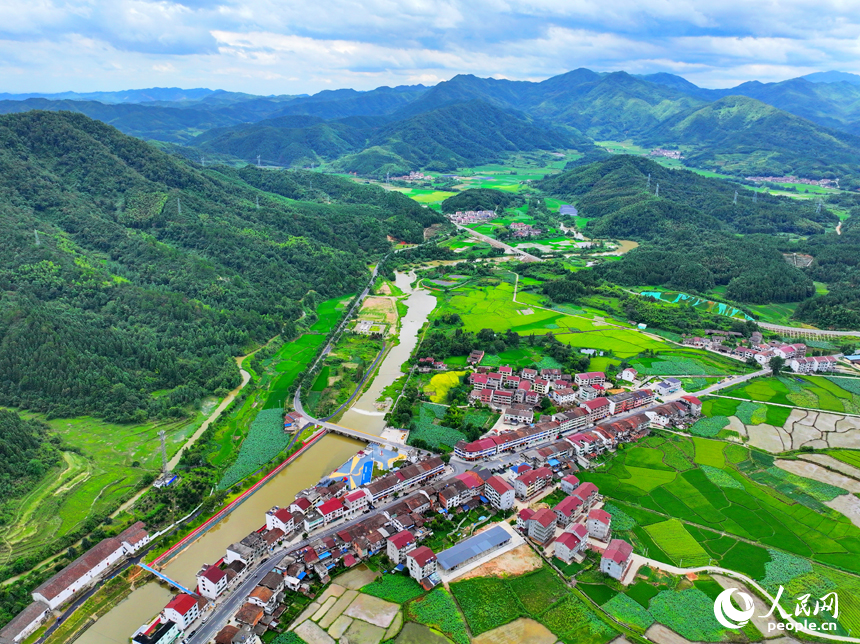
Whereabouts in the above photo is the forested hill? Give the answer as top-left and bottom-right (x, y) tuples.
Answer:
(537, 155), (837, 237)
(0, 110), (442, 421)
(537, 156), (831, 304)
(194, 100), (585, 176)
(644, 96), (860, 188)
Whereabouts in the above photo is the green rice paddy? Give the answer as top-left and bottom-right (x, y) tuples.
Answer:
(722, 375), (860, 414)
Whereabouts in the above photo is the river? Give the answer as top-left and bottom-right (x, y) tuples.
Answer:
(339, 270), (437, 435)
(87, 434), (361, 644)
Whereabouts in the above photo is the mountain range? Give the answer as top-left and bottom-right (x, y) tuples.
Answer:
(4, 70), (860, 183)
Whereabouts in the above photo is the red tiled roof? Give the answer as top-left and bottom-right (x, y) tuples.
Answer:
(604, 539), (633, 564)
(556, 531), (580, 549)
(577, 372), (605, 379)
(408, 546), (436, 567)
(581, 397), (609, 410)
(318, 498), (344, 516)
(519, 508), (535, 521)
(274, 508), (293, 523)
(572, 523), (588, 539)
(33, 537), (126, 600)
(200, 565), (226, 584)
(531, 508), (556, 528)
(346, 490), (367, 502)
(486, 475), (513, 495)
(681, 395), (702, 405)
(553, 495), (583, 517)
(573, 482), (598, 499)
(562, 474), (580, 486)
(343, 554), (357, 567)
(455, 471), (484, 489)
(388, 530), (414, 549)
(516, 466), (552, 486)
(165, 593), (197, 616)
(589, 509), (611, 525)
(292, 497), (312, 511)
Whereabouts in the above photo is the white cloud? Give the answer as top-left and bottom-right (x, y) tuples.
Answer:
(1, 0), (860, 92)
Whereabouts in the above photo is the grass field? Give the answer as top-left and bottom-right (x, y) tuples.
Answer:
(722, 375), (860, 414)
(644, 519), (710, 566)
(263, 334), (327, 409)
(0, 411), (207, 565)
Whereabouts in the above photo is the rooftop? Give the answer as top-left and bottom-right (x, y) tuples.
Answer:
(436, 526), (511, 570)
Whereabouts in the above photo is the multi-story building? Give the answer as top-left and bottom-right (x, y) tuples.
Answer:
(580, 398), (610, 423)
(554, 524), (588, 563)
(527, 508), (557, 544)
(600, 539), (633, 581)
(619, 368), (638, 382)
(513, 466), (553, 499)
(265, 507), (295, 534)
(386, 530), (417, 564)
(572, 482), (599, 509)
(607, 389), (654, 415)
(540, 368), (564, 382)
(406, 546), (437, 582)
(532, 378), (551, 395)
(503, 404), (535, 424)
(484, 475), (515, 510)
(553, 495), (584, 526)
(161, 594), (200, 631)
(560, 474), (580, 494)
(577, 385), (599, 402)
(554, 408), (588, 433)
(491, 389), (514, 407)
(574, 372), (605, 386)
(521, 368), (537, 380)
(550, 387), (578, 406)
(587, 509), (612, 541)
(196, 565), (228, 600)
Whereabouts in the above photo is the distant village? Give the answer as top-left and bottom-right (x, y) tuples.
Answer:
(745, 175), (838, 188)
(682, 331), (839, 373)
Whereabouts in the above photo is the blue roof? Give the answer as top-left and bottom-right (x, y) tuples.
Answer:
(436, 526), (512, 570)
(846, 355), (860, 360)
(319, 551), (331, 559)
(548, 459), (560, 466)
(479, 495), (489, 503)
(395, 564), (405, 571)
(297, 571), (307, 580)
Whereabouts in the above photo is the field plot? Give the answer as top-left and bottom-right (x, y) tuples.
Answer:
(1, 412), (204, 565)
(631, 350), (746, 376)
(644, 519), (710, 566)
(407, 403), (466, 450)
(424, 371), (466, 403)
(722, 375), (860, 414)
(264, 334), (327, 409)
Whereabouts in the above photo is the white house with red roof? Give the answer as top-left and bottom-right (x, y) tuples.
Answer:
(491, 389), (514, 406)
(600, 539), (633, 580)
(554, 524), (588, 563)
(265, 507), (295, 534)
(550, 387), (577, 406)
(527, 508), (557, 544)
(344, 489), (371, 515)
(587, 509), (612, 541)
(560, 474), (580, 495)
(386, 530), (417, 564)
(532, 378), (551, 394)
(620, 368), (638, 383)
(484, 475), (515, 510)
(197, 564), (228, 600)
(521, 368), (537, 380)
(580, 397), (611, 423)
(553, 495), (584, 526)
(680, 395), (702, 415)
(161, 594), (200, 630)
(289, 497), (312, 515)
(517, 508), (535, 531)
(572, 482), (599, 509)
(575, 372), (605, 386)
(513, 466), (554, 499)
(406, 546), (437, 582)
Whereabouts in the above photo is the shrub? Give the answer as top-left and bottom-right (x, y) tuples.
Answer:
(604, 503), (636, 530)
(602, 592), (655, 630)
(218, 408), (291, 489)
(362, 573), (425, 603)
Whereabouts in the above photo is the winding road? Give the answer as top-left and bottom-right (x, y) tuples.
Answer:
(455, 223), (543, 262)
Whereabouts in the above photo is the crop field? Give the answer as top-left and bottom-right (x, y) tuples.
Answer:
(311, 294), (352, 332)
(362, 574), (425, 604)
(407, 403), (465, 450)
(218, 408), (292, 489)
(424, 371), (466, 403)
(700, 397), (793, 427)
(450, 576), (523, 634)
(644, 519), (710, 566)
(405, 588), (470, 644)
(677, 377), (722, 392)
(0, 412), (205, 565)
(263, 334), (327, 409)
(827, 450), (860, 469)
(577, 432), (860, 577)
(631, 350), (747, 376)
(722, 375), (860, 414)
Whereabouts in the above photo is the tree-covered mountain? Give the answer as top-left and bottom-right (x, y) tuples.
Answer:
(440, 188), (525, 213)
(0, 110), (442, 421)
(644, 96), (860, 187)
(195, 100), (585, 175)
(537, 156), (833, 304)
(0, 411), (61, 507)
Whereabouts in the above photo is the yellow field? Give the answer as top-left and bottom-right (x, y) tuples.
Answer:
(425, 371), (467, 403)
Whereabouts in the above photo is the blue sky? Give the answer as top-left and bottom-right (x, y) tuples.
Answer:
(1, 0), (858, 93)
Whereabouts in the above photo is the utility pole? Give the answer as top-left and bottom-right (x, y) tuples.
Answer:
(159, 430), (168, 474)
(201, 155), (205, 167)
(753, 191), (757, 203)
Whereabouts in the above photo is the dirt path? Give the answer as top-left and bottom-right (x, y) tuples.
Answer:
(775, 459), (860, 493)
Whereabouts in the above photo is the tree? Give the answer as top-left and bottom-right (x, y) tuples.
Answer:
(769, 356), (785, 375)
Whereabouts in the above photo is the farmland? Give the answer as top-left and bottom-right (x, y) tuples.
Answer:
(218, 408), (293, 490)
(424, 371), (467, 403)
(721, 375), (860, 414)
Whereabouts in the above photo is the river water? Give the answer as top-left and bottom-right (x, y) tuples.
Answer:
(89, 434), (361, 644)
(339, 270), (437, 435)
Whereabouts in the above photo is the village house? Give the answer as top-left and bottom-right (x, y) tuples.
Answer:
(553, 495), (584, 526)
(607, 389), (654, 414)
(386, 530), (417, 564)
(532, 378), (551, 394)
(197, 565), (228, 600)
(550, 387), (578, 406)
(574, 372), (605, 386)
(484, 475), (516, 510)
(587, 509), (612, 541)
(468, 350), (485, 364)
(790, 356), (838, 373)
(655, 378), (682, 396)
(265, 507), (295, 534)
(577, 384), (600, 401)
(554, 524), (589, 563)
(527, 508), (557, 544)
(521, 368), (537, 380)
(247, 585), (278, 614)
(406, 546), (437, 583)
(580, 397), (611, 423)
(560, 474), (580, 495)
(504, 404), (535, 424)
(600, 539), (634, 580)
(619, 368), (638, 382)
(513, 466), (554, 499)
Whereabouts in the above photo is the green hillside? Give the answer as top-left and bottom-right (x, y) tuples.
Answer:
(537, 156), (830, 304)
(0, 110), (441, 421)
(645, 96), (860, 187)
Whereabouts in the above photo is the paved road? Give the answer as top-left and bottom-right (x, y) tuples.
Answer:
(187, 551), (289, 644)
(456, 224), (542, 262)
(624, 555), (860, 643)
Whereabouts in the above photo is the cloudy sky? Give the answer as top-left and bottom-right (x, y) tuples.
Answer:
(1, 0), (859, 94)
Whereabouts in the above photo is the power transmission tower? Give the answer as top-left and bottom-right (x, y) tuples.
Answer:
(733, 190), (738, 205)
(256, 195), (260, 210)
(647, 173), (651, 189)
(201, 155), (205, 167)
(159, 430), (168, 474)
(34, 229), (40, 246)
(257, 155), (261, 167)
(655, 184), (659, 197)
(177, 198), (181, 215)
(753, 191), (757, 203)
(815, 201), (822, 215)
